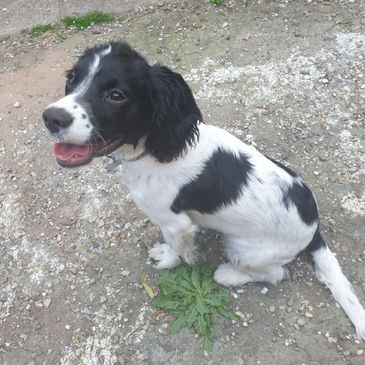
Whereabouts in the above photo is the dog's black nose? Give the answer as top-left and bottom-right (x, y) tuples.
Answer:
(43, 107), (73, 134)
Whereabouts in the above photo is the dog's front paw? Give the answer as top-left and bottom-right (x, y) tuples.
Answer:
(149, 243), (181, 269)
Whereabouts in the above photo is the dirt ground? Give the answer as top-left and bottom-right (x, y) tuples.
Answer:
(0, 0), (365, 364)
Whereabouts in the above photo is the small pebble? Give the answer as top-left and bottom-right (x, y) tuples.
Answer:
(100, 296), (107, 304)
(20, 334), (28, 341)
(14, 101), (20, 108)
(82, 307), (93, 315)
(357, 349), (364, 356)
(261, 287), (268, 295)
(65, 325), (70, 330)
(297, 318), (305, 327)
(121, 270), (130, 277)
(43, 298), (52, 308)
(305, 312), (313, 318)
(269, 305), (276, 313)
(327, 336), (337, 343)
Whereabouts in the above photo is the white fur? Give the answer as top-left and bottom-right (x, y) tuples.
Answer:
(46, 95), (91, 144)
(113, 123), (365, 339)
(44, 45), (112, 144)
(117, 124), (316, 277)
(313, 247), (365, 339)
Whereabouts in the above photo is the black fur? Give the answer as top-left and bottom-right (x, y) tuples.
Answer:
(64, 42), (201, 162)
(306, 226), (326, 253)
(171, 148), (253, 214)
(283, 181), (319, 225)
(269, 158), (318, 226)
(268, 157), (297, 177)
(146, 65), (202, 162)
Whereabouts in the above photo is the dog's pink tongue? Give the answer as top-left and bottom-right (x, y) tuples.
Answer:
(54, 142), (91, 161)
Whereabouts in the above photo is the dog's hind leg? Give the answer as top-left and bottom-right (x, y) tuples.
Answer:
(149, 213), (198, 268)
(214, 263), (253, 286)
(214, 262), (289, 287)
(214, 235), (292, 287)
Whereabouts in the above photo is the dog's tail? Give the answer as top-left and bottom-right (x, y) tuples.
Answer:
(307, 229), (365, 339)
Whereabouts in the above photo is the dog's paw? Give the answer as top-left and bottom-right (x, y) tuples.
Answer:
(149, 243), (181, 269)
(214, 263), (252, 287)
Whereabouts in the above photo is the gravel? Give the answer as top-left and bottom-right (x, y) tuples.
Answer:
(0, 0), (364, 364)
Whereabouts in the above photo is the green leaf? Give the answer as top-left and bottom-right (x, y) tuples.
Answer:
(202, 279), (218, 294)
(153, 297), (180, 310)
(191, 265), (201, 289)
(171, 314), (187, 334)
(194, 314), (207, 336)
(196, 296), (209, 314)
(185, 305), (198, 327)
(205, 297), (224, 307)
(175, 265), (190, 280)
(203, 329), (214, 352)
(217, 307), (238, 320)
(215, 289), (232, 304)
(180, 278), (194, 291)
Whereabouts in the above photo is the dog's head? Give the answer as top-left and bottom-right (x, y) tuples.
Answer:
(43, 42), (201, 167)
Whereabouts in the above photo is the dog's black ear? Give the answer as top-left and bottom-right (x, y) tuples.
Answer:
(146, 65), (202, 162)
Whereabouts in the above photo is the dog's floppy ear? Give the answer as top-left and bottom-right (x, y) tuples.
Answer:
(146, 65), (202, 162)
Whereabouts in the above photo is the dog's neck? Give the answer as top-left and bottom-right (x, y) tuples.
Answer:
(113, 136), (148, 162)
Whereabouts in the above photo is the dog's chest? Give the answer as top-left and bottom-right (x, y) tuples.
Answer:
(117, 163), (179, 214)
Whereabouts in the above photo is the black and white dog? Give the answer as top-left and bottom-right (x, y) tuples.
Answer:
(43, 42), (365, 338)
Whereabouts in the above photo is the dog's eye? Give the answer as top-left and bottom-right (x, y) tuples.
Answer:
(108, 90), (126, 102)
(67, 71), (76, 85)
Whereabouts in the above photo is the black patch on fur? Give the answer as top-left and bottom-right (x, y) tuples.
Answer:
(268, 157), (318, 226)
(283, 181), (318, 226)
(171, 149), (252, 214)
(306, 226), (326, 253)
(268, 157), (297, 177)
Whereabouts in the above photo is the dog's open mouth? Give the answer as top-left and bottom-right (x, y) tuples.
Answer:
(54, 137), (125, 168)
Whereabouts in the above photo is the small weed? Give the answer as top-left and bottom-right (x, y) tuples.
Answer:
(153, 263), (237, 351)
(3, 255), (14, 269)
(173, 55), (182, 63)
(63, 11), (114, 30)
(0, 35), (10, 42)
(210, 0), (225, 6)
(31, 23), (54, 36)
(57, 34), (67, 43)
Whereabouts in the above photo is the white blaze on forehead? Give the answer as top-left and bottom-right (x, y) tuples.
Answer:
(75, 44), (112, 97)
(100, 44), (112, 57)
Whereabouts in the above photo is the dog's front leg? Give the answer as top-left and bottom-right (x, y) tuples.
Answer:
(149, 213), (198, 269)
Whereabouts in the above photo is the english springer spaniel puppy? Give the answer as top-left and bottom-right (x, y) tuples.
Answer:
(42, 42), (365, 339)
